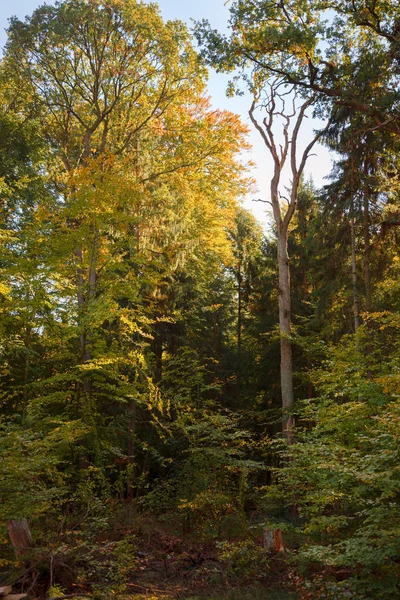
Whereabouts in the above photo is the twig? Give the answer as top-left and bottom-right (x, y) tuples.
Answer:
(126, 582), (169, 594)
(252, 198), (273, 208)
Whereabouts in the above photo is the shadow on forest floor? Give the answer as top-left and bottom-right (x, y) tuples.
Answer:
(121, 586), (297, 600)
(183, 589), (296, 599)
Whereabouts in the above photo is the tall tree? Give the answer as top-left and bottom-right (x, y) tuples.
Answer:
(248, 85), (326, 438)
(4, 0), (205, 372)
(1, 0), (251, 499)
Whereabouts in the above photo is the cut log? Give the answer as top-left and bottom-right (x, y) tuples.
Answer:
(0, 588), (12, 597)
(6, 520), (33, 558)
(263, 528), (284, 552)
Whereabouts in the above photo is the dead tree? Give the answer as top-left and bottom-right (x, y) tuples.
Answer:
(7, 518), (33, 558)
(249, 83), (327, 441)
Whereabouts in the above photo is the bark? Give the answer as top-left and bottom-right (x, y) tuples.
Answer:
(237, 259), (242, 353)
(249, 89), (327, 440)
(77, 222), (99, 395)
(75, 220), (99, 470)
(75, 245), (91, 419)
(75, 247), (87, 362)
(23, 325), (31, 405)
(350, 208), (361, 332)
(263, 528), (284, 552)
(363, 167), (372, 312)
(85, 219), (99, 366)
(7, 519), (33, 558)
(277, 228), (294, 441)
(362, 163), (374, 377)
(237, 259), (243, 395)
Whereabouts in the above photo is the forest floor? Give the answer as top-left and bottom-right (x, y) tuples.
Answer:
(3, 512), (301, 600)
(103, 538), (295, 599)
(10, 513), (300, 600)
(59, 517), (298, 600)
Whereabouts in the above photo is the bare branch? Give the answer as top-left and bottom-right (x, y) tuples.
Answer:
(249, 100), (273, 154)
(253, 198), (273, 208)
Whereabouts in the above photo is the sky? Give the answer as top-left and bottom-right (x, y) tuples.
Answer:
(0, 0), (333, 227)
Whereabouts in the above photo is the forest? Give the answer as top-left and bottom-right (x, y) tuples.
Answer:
(0, 0), (399, 599)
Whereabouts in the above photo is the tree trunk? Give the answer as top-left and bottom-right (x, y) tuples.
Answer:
(237, 259), (242, 353)
(237, 259), (242, 396)
(248, 91), (324, 441)
(75, 221), (99, 470)
(76, 247), (87, 362)
(23, 325), (31, 405)
(350, 207), (360, 332)
(277, 228), (294, 441)
(127, 401), (136, 501)
(75, 245), (91, 443)
(85, 220), (99, 365)
(7, 519), (33, 558)
(263, 528), (284, 552)
(362, 167), (374, 377)
(363, 175), (372, 312)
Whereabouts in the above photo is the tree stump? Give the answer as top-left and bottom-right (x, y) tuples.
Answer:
(7, 519), (33, 558)
(263, 528), (284, 552)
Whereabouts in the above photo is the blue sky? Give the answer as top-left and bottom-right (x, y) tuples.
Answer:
(0, 0), (333, 226)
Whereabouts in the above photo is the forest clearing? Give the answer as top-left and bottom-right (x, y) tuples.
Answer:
(0, 0), (399, 598)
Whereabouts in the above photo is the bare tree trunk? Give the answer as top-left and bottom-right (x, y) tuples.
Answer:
(23, 325), (31, 405)
(237, 259), (242, 353)
(237, 259), (243, 396)
(277, 229), (294, 441)
(362, 165), (374, 378)
(350, 208), (361, 332)
(249, 88), (327, 440)
(363, 174), (372, 312)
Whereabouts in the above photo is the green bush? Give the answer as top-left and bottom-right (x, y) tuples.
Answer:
(217, 540), (270, 580)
